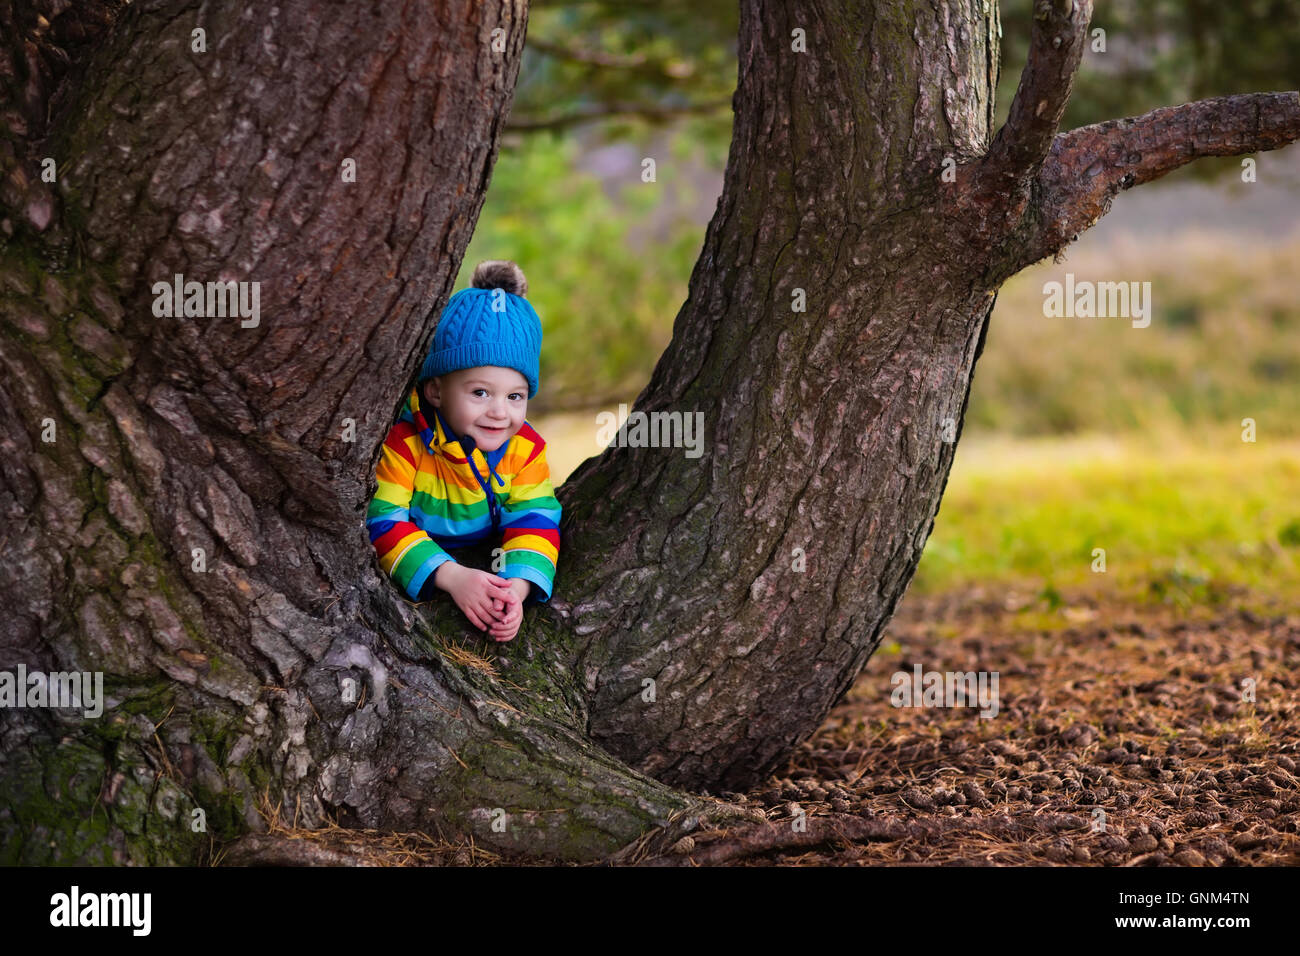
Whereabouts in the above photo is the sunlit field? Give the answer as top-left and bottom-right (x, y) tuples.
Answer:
(914, 430), (1300, 609)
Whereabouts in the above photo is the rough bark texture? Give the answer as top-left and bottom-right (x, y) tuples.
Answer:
(0, 0), (721, 865)
(562, 0), (1006, 790)
(1, 0), (1297, 864)
(1017, 90), (1300, 276)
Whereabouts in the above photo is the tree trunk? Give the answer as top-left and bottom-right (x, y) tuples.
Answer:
(561, 0), (1005, 792)
(2, 0), (1296, 863)
(562, 0), (1300, 791)
(0, 0), (716, 865)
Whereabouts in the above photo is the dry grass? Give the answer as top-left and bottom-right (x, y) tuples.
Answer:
(210, 787), (503, 867)
(972, 233), (1300, 437)
(438, 641), (499, 677)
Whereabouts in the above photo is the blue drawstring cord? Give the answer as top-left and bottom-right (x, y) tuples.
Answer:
(430, 405), (505, 531)
(459, 434), (505, 532)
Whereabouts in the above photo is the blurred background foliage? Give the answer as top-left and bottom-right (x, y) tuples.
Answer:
(450, 1), (1300, 603)
(459, 0), (1300, 416)
(505, 0), (738, 154)
(504, 0), (1300, 167)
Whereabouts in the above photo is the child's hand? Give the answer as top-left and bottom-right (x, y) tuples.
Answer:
(487, 579), (531, 643)
(435, 563), (515, 634)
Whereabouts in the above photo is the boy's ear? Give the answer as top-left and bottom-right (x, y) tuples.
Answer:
(422, 378), (439, 407)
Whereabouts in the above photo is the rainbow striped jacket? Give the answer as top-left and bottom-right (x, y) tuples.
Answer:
(366, 386), (561, 604)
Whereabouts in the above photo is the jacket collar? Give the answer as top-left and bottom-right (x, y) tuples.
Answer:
(407, 386), (507, 488)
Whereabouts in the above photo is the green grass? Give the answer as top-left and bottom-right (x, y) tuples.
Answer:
(913, 431), (1300, 608)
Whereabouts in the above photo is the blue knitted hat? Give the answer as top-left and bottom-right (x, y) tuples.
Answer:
(420, 261), (541, 399)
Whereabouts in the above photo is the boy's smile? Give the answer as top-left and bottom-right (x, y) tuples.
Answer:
(423, 366), (529, 453)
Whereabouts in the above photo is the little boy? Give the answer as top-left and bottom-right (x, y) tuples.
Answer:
(366, 261), (561, 642)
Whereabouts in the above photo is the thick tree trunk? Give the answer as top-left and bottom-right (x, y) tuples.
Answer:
(562, 0), (1299, 793)
(0, 0), (726, 864)
(562, 0), (1004, 789)
(2, 0), (1296, 863)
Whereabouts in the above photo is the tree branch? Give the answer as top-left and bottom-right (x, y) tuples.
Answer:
(527, 37), (696, 79)
(979, 0), (1093, 189)
(1016, 90), (1300, 270)
(632, 812), (1091, 867)
(505, 96), (732, 133)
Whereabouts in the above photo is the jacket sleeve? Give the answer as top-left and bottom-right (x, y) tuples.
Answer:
(499, 436), (561, 603)
(366, 423), (455, 601)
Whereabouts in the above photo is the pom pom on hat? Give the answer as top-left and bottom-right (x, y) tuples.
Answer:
(471, 260), (527, 297)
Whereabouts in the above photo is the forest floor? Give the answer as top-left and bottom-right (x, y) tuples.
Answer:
(229, 582), (1299, 867)
(662, 583), (1300, 866)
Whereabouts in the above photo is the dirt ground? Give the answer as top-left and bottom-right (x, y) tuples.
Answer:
(683, 585), (1300, 866)
(224, 584), (1300, 866)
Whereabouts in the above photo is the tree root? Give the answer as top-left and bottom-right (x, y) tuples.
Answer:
(632, 811), (1092, 866)
(603, 799), (770, 865)
(219, 834), (383, 866)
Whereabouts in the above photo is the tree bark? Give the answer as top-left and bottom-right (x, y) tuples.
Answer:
(1, 0), (1297, 864)
(563, 0), (1007, 790)
(0, 0), (731, 865)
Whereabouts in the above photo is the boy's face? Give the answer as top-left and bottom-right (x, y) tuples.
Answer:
(423, 366), (529, 453)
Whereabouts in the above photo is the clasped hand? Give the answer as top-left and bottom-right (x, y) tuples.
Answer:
(435, 563), (530, 642)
